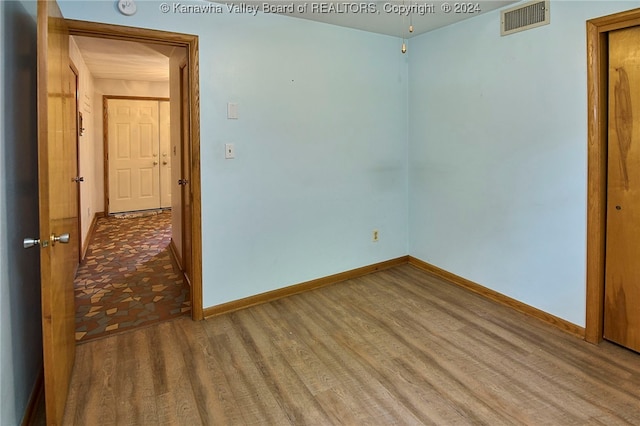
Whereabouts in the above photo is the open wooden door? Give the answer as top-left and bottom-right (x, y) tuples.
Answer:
(37, 0), (78, 423)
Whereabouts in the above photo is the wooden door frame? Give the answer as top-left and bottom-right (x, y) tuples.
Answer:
(66, 19), (204, 321)
(70, 62), (82, 262)
(586, 8), (640, 344)
(103, 95), (170, 214)
(179, 60), (192, 284)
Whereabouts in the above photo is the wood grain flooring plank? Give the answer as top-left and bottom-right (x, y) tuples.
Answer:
(315, 279), (511, 425)
(382, 267), (630, 424)
(480, 310), (640, 418)
(390, 266), (638, 424)
(61, 265), (640, 425)
(392, 309), (588, 424)
(256, 302), (339, 395)
(202, 314), (293, 426)
(174, 316), (243, 425)
(149, 321), (203, 425)
(229, 307), (335, 425)
(62, 333), (118, 425)
(61, 339), (90, 425)
(333, 271), (630, 425)
(114, 328), (159, 425)
(360, 272), (582, 420)
(255, 300), (398, 425)
(271, 296), (422, 425)
(285, 291), (437, 424)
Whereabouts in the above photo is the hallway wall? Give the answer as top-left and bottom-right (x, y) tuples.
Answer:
(69, 38), (98, 254)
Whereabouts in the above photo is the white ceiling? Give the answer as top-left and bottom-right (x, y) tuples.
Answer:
(225, 0), (518, 38)
(72, 36), (172, 81)
(72, 0), (518, 81)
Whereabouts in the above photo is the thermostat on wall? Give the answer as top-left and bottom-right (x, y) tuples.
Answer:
(117, 0), (137, 16)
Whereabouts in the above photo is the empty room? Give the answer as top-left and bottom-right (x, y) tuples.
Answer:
(3, 0), (640, 424)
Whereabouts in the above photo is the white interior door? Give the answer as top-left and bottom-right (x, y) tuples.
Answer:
(108, 99), (161, 213)
(160, 101), (172, 208)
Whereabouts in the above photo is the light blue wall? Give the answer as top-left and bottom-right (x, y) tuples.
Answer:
(59, 0), (640, 327)
(59, 1), (409, 307)
(409, 1), (640, 327)
(0, 1), (43, 424)
(2, 0), (638, 422)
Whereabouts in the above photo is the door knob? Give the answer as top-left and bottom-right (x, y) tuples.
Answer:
(51, 233), (70, 245)
(178, 179), (189, 186)
(162, 161), (168, 165)
(153, 161), (159, 166)
(23, 238), (40, 249)
(72, 176), (84, 183)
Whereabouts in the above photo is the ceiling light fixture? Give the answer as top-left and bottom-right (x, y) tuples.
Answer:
(409, 1), (414, 34)
(401, 0), (408, 53)
(401, 1), (414, 54)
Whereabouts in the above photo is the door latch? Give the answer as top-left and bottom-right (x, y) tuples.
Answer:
(23, 237), (49, 249)
(23, 237), (40, 249)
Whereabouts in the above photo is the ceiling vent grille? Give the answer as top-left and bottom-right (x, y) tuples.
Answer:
(501, 1), (550, 36)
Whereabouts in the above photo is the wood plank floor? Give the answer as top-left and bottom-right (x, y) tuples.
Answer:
(61, 265), (640, 425)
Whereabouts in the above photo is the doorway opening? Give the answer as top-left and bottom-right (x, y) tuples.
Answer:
(103, 96), (172, 213)
(66, 20), (203, 335)
(586, 8), (640, 346)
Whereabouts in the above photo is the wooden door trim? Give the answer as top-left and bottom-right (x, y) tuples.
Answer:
(586, 8), (640, 344)
(70, 62), (82, 262)
(104, 95), (170, 102)
(179, 59), (191, 284)
(68, 20), (203, 321)
(103, 95), (170, 215)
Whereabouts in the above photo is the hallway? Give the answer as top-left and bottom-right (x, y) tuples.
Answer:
(74, 211), (191, 342)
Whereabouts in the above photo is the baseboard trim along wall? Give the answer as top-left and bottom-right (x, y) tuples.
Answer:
(202, 255), (584, 339)
(168, 239), (191, 288)
(21, 367), (44, 426)
(82, 211), (105, 261)
(203, 256), (410, 318)
(407, 256), (585, 339)
(168, 239), (183, 271)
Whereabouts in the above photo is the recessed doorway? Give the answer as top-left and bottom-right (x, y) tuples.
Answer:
(67, 19), (203, 323)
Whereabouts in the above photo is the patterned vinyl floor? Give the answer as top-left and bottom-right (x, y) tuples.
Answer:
(74, 211), (191, 342)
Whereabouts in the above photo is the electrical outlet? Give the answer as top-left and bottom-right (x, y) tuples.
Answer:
(373, 229), (379, 242)
(225, 143), (235, 159)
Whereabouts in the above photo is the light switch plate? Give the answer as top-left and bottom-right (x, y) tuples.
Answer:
(227, 103), (239, 119)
